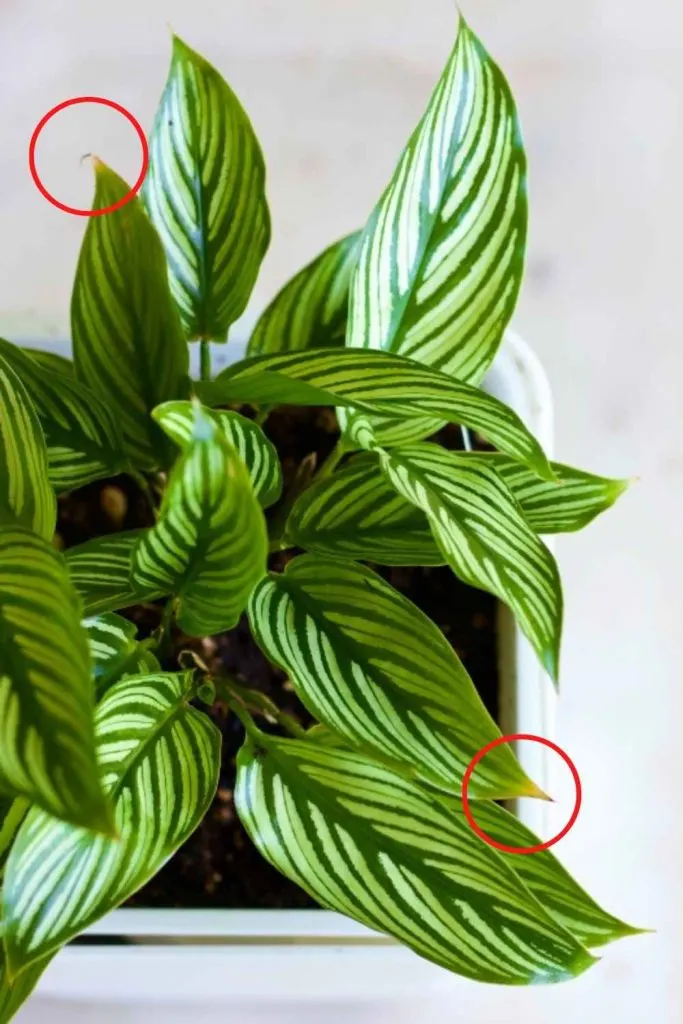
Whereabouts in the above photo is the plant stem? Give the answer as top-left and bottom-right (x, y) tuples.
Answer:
(131, 471), (158, 519)
(315, 439), (346, 483)
(156, 598), (176, 661)
(267, 451), (317, 553)
(460, 425), (473, 452)
(254, 407), (270, 427)
(214, 676), (306, 739)
(200, 340), (212, 381)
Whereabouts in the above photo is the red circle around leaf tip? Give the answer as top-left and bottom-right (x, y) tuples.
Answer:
(461, 733), (582, 854)
(28, 96), (148, 217)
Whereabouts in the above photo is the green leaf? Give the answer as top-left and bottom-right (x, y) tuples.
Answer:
(347, 15), (526, 386)
(2, 672), (220, 971)
(83, 613), (161, 701)
(0, 949), (51, 1024)
(23, 348), (75, 378)
(132, 405), (268, 635)
(64, 530), (169, 616)
(0, 527), (112, 832)
(0, 798), (27, 880)
(467, 801), (642, 949)
(375, 445), (562, 678)
(248, 232), (361, 356)
(235, 735), (595, 984)
(248, 555), (543, 800)
(0, 338), (127, 493)
(197, 349), (553, 479)
(71, 160), (190, 469)
(154, 400), (282, 508)
(144, 35), (270, 342)
(0, 347), (56, 541)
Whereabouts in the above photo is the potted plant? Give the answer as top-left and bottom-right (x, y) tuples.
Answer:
(0, 10), (641, 1019)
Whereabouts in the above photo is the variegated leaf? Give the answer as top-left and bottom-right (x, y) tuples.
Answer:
(198, 349), (553, 479)
(235, 735), (594, 984)
(2, 672), (221, 971)
(0, 337), (127, 492)
(64, 531), (168, 616)
(0, 948), (51, 1024)
(22, 348), (74, 378)
(132, 405), (268, 636)
(0, 528), (112, 832)
(71, 160), (190, 469)
(248, 555), (542, 800)
(375, 444), (562, 678)
(0, 797), (27, 879)
(0, 347), (55, 541)
(248, 232), (361, 355)
(154, 400), (282, 508)
(144, 35), (270, 342)
(347, 14), (526, 385)
(84, 613), (160, 701)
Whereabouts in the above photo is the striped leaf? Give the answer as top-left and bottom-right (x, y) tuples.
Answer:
(0, 347), (55, 541)
(235, 734), (595, 984)
(132, 405), (268, 636)
(23, 349), (75, 378)
(144, 35), (270, 343)
(0, 949), (50, 1024)
(375, 445), (562, 678)
(287, 452), (627, 563)
(154, 400), (282, 508)
(84, 613), (160, 701)
(71, 160), (190, 469)
(248, 555), (542, 800)
(468, 801), (641, 949)
(0, 528), (112, 832)
(64, 531), (168, 616)
(0, 798), (27, 880)
(347, 16), (526, 386)
(2, 672), (221, 971)
(248, 232), (361, 356)
(0, 338), (127, 493)
(198, 349), (553, 479)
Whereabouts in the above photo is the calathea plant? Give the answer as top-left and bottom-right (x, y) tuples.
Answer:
(0, 12), (640, 1018)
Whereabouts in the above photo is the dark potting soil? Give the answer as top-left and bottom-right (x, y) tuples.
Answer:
(57, 407), (499, 910)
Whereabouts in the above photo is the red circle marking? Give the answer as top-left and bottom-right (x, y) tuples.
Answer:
(28, 96), (149, 217)
(461, 733), (581, 854)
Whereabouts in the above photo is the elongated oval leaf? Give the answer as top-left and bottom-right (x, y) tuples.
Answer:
(0, 528), (112, 832)
(154, 400), (282, 508)
(84, 613), (160, 701)
(198, 349), (553, 479)
(144, 35), (270, 342)
(71, 160), (190, 469)
(64, 530), (168, 616)
(235, 735), (594, 984)
(347, 15), (526, 385)
(248, 232), (361, 356)
(376, 445), (562, 678)
(248, 555), (542, 800)
(0, 949), (51, 1024)
(22, 348), (75, 378)
(132, 405), (268, 635)
(2, 672), (220, 971)
(0, 349), (55, 540)
(0, 338), (127, 492)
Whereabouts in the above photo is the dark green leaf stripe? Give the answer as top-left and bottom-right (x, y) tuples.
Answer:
(198, 349), (553, 478)
(377, 445), (562, 678)
(0, 797), (27, 879)
(347, 16), (526, 385)
(0, 338), (127, 493)
(235, 736), (594, 984)
(468, 801), (641, 949)
(132, 406), (268, 636)
(248, 555), (543, 800)
(248, 232), (361, 356)
(0, 349), (55, 541)
(84, 613), (160, 701)
(2, 672), (221, 969)
(71, 160), (189, 468)
(154, 400), (282, 508)
(64, 531), (168, 616)
(0, 528), (112, 832)
(144, 35), (270, 342)
(23, 348), (75, 378)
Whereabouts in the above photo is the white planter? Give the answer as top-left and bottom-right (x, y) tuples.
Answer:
(19, 329), (556, 1013)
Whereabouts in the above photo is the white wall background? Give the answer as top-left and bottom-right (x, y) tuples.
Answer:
(1, 0), (681, 1021)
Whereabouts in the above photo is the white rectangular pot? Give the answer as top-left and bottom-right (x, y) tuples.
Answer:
(19, 329), (557, 1011)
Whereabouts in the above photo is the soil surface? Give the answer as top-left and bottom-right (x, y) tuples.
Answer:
(58, 408), (499, 910)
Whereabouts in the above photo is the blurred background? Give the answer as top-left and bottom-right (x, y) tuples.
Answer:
(1, 1), (681, 1020)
